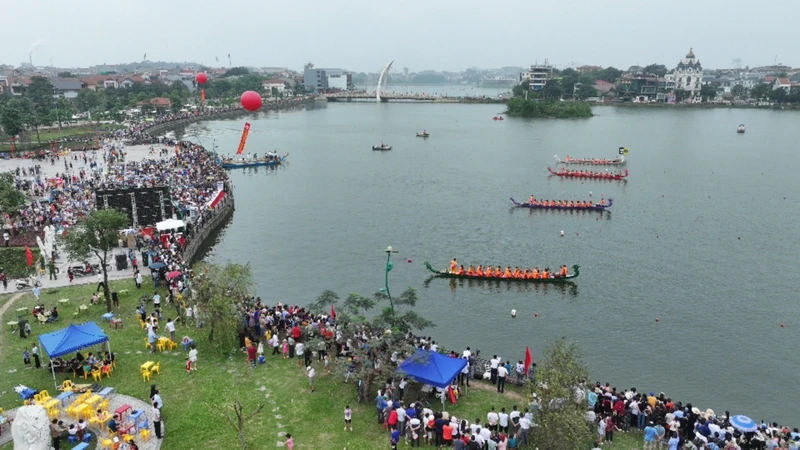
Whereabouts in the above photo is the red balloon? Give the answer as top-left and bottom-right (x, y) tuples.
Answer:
(241, 91), (262, 112)
(196, 72), (208, 85)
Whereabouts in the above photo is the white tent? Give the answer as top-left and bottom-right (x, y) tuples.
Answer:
(155, 218), (186, 231)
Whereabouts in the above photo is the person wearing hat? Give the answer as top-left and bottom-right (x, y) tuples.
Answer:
(644, 421), (659, 449)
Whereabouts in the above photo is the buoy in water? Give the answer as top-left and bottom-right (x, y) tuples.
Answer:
(560, 230), (565, 237)
(781, 324), (785, 328)
(534, 312), (538, 318)
(655, 318), (659, 322)
(511, 309), (517, 318)
(408, 259), (412, 263)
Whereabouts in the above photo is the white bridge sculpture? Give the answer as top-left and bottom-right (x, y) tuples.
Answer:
(376, 60), (394, 102)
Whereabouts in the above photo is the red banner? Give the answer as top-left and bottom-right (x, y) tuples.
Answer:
(235, 122), (251, 155)
(25, 246), (34, 267)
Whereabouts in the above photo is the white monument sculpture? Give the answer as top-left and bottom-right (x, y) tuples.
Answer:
(36, 225), (56, 262)
(11, 405), (51, 450)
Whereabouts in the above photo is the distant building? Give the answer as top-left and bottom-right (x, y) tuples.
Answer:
(617, 74), (666, 102)
(519, 62), (553, 91)
(773, 77), (791, 93)
(669, 48), (703, 98)
(262, 80), (286, 94)
(303, 62), (352, 91)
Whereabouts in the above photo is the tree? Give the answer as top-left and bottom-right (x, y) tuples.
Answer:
(223, 67), (250, 77)
(26, 76), (55, 142)
(324, 287), (434, 402)
(57, 72), (74, 78)
(576, 83), (598, 100)
(0, 172), (26, 214)
(512, 80), (530, 98)
(61, 209), (129, 312)
(543, 80), (563, 100)
(595, 67), (622, 83)
(750, 83), (771, 101)
(216, 392), (264, 450)
(531, 339), (592, 450)
(271, 87), (279, 98)
(642, 64), (668, 77)
(700, 84), (717, 102)
(731, 84), (746, 99)
(0, 99), (27, 138)
(769, 87), (787, 103)
(192, 262), (255, 354)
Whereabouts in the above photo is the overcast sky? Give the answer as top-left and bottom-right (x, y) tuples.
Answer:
(2, 0), (795, 72)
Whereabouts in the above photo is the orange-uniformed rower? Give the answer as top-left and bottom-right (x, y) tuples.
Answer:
(600, 198), (606, 205)
(467, 265), (475, 276)
(523, 268), (532, 278)
(495, 266), (503, 278)
(450, 258), (458, 273)
(504, 266), (513, 278)
(476, 265), (484, 276)
(560, 265), (568, 277)
(485, 266), (493, 277)
(542, 268), (549, 278)
(512, 267), (522, 278)
(458, 265), (466, 275)
(532, 267), (540, 279)
(529, 195), (535, 205)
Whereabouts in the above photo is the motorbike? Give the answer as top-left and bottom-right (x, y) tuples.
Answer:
(16, 275), (42, 290)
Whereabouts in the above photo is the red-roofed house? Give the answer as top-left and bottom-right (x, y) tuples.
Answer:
(773, 77), (791, 92)
(762, 76), (776, 84)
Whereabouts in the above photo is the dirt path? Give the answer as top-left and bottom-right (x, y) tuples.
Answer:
(468, 380), (526, 402)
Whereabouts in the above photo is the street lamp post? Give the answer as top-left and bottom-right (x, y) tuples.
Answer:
(384, 245), (398, 313)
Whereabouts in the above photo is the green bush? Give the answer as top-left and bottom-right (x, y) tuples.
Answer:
(0, 247), (40, 278)
(506, 97), (593, 118)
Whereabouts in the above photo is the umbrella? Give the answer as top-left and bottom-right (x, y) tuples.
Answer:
(730, 415), (758, 433)
(149, 262), (166, 270)
(166, 271), (182, 280)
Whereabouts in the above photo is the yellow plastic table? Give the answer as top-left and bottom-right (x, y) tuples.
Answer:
(43, 398), (60, 410)
(85, 394), (102, 407)
(58, 299), (70, 305)
(140, 361), (154, 373)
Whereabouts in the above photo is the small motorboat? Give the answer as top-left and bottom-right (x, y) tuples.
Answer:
(493, 116), (504, 121)
(416, 131), (430, 138)
(737, 124), (745, 134)
(372, 144), (392, 151)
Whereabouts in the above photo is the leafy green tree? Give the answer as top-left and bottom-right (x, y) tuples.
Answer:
(224, 67), (250, 77)
(769, 87), (787, 103)
(270, 87), (279, 98)
(595, 67), (623, 83)
(543, 80), (563, 100)
(643, 64), (668, 77)
(512, 80), (530, 98)
(673, 89), (691, 103)
(323, 287), (433, 402)
(700, 84), (717, 102)
(0, 99), (27, 138)
(531, 339), (592, 450)
(506, 97), (593, 118)
(0, 172), (26, 214)
(730, 84), (746, 99)
(25, 76), (55, 142)
(192, 262), (255, 355)
(61, 209), (129, 312)
(57, 72), (74, 78)
(750, 83), (771, 100)
(576, 83), (598, 100)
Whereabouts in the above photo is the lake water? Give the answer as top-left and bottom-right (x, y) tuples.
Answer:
(181, 101), (800, 424)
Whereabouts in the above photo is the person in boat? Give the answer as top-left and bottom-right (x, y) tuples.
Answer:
(504, 266), (513, 278)
(476, 265), (484, 277)
(485, 266), (493, 277)
(467, 265), (475, 276)
(600, 198), (606, 205)
(458, 265), (466, 275)
(560, 265), (568, 277)
(542, 268), (549, 279)
(496, 266), (504, 278)
(532, 267), (539, 279)
(450, 258), (458, 274)
(512, 267), (521, 278)
(529, 195), (535, 205)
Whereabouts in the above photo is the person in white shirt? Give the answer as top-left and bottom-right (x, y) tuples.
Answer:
(497, 364), (509, 393)
(188, 345), (198, 370)
(473, 433), (485, 448)
(396, 405), (406, 436)
(479, 426), (491, 441)
(490, 356), (501, 384)
(498, 407), (510, 433)
(462, 347), (472, 359)
(153, 292), (161, 307)
(306, 366), (315, 393)
(518, 415), (532, 446)
(165, 319), (176, 342)
(487, 407), (499, 432)
(429, 341), (438, 352)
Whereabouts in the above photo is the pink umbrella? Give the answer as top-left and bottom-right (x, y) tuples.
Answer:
(166, 271), (182, 280)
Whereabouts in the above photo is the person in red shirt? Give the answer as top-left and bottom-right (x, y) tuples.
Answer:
(387, 407), (398, 431)
(185, 357), (191, 374)
(247, 342), (257, 367)
(442, 421), (453, 446)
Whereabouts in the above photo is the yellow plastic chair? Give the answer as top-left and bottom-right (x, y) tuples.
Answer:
(99, 399), (109, 412)
(139, 429), (151, 441)
(66, 403), (80, 419)
(100, 437), (113, 450)
(91, 369), (103, 382)
(151, 362), (161, 375)
(139, 319), (146, 330)
(141, 369), (151, 382)
(155, 340), (166, 352)
(47, 408), (60, 420)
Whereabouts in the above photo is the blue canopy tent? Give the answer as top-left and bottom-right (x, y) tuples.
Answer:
(38, 322), (110, 390)
(396, 349), (467, 410)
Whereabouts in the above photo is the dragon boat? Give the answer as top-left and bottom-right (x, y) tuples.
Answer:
(554, 155), (626, 165)
(373, 145), (393, 151)
(547, 167), (628, 180)
(221, 153), (287, 169)
(424, 261), (580, 282)
(510, 197), (612, 211)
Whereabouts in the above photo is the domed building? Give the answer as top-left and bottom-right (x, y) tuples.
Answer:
(666, 48), (703, 100)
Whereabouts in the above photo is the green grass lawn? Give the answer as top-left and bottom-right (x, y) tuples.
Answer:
(0, 280), (646, 450)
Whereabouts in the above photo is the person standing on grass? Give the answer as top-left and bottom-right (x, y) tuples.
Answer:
(596, 414), (606, 447)
(344, 405), (353, 431)
(272, 334), (280, 355)
(295, 341), (305, 368)
(644, 421), (659, 449)
(604, 414), (617, 444)
(166, 318), (176, 342)
(185, 357), (191, 374)
(135, 271), (142, 289)
(390, 426), (401, 450)
(496, 363), (508, 393)
(247, 341), (257, 368)
(306, 366), (315, 393)
(32, 343), (41, 369)
(189, 344), (198, 370)
(50, 419), (66, 450)
(96, 273), (104, 293)
(285, 433), (294, 450)
(23, 347), (31, 368)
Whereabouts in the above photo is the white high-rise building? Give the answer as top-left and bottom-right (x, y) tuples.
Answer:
(670, 48), (703, 98)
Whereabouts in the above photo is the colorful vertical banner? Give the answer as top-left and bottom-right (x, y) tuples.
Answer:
(235, 122), (251, 155)
(201, 89), (205, 103)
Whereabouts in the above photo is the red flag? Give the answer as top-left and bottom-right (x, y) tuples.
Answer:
(524, 346), (533, 375)
(25, 246), (34, 267)
(330, 304), (336, 319)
